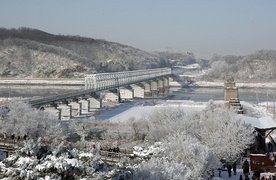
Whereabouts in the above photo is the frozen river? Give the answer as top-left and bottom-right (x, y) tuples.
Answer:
(0, 84), (275, 105)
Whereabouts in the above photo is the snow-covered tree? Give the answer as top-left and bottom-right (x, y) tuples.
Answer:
(131, 101), (255, 166)
(68, 118), (107, 143)
(194, 106), (255, 162)
(137, 106), (203, 145)
(160, 132), (219, 179)
(133, 157), (190, 180)
(0, 100), (64, 144)
(68, 118), (92, 142)
(0, 142), (103, 179)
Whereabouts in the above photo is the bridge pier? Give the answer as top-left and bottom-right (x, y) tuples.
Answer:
(150, 80), (158, 98)
(163, 77), (170, 96)
(141, 81), (151, 97)
(44, 105), (61, 120)
(102, 89), (119, 103)
(157, 78), (166, 95)
(157, 78), (164, 92)
(69, 101), (81, 117)
(79, 99), (90, 114)
(119, 86), (133, 102)
(163, 77), (170, 87)
(57, 103), (71, 120)
(88, 95), (102, 113)
(130, 83), (145, 99)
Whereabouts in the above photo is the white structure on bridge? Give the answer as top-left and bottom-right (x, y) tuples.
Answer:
(84, 68), (172, 102)
(84, 68), (171, 91)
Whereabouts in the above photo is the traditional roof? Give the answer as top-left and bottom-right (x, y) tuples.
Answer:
(237, 115), (276, 131)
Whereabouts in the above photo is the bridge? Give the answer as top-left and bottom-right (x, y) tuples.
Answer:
(27, 68), (173, 120)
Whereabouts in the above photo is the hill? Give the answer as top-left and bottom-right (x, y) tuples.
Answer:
(0, 27), (174, 78)
(202, 50), (276, 82)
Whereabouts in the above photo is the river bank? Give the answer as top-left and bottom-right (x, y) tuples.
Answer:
(193, 81), (276, 88)
(1, 78), (276, 89)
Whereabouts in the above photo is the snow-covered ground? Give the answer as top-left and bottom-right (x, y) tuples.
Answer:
(95, 99), (272, 122)
(96, 100), (207, 122)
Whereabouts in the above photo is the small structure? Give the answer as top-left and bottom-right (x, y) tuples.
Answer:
(250, 154), (276, 173)
(224, 75), (238, 101)
(238, 115), (276, 153)
(238, 115), (276, 172)
(223, 76), (243, 113)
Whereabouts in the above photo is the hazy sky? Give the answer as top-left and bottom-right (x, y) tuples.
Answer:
(1, 0), (276, 57)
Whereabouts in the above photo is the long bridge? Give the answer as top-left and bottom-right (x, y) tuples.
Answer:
(27, 68), (173, 120)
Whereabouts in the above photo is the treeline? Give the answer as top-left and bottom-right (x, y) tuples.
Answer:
(202, 49), (276, 81)
(0, 27), (97, 43)
(0, 27), (176, 78)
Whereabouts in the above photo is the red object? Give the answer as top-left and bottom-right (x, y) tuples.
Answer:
(250, 154), (276, 173)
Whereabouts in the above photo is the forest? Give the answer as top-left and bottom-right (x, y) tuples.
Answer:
(0, 100), (255, 179)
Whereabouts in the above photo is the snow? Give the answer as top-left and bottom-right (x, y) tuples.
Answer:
(133, 142), (163, 157)
(16, 156), (35, 166)
(79, 152), (94, 158)
(36, 155), (81, 171)
(237, 115), (276, 130)
(96, 100), (206, 122)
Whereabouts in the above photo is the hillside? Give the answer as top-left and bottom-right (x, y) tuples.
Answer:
(201, 50), (276, 82)
(0, 28), (173, 78)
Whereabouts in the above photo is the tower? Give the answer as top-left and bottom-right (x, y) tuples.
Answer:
(223, 75), (243, 113)
(224, 75), (238, 101)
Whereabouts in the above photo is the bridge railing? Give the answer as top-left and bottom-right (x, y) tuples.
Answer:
(85, 67), (171, 91)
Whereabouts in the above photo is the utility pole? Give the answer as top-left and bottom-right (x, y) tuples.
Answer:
(273, 93), (275, 118)
(8, 82), (10, 99)
(266, 91), (268, 111)
(256, 92), (259, 106)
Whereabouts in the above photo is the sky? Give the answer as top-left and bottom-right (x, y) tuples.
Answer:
(1, 0), (276, 57)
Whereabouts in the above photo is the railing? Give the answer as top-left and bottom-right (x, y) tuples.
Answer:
(85, 68), (172, 91)
(0, 138), (17, 153)
(99, 149), (133, 162)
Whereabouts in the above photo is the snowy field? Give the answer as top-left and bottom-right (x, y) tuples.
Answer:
(95, 99), (272, 122)
(96, 100), (207, 122)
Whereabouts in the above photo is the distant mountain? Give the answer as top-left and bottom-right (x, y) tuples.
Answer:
(202, 50), (276, 81)
(0, 27), (175, 78)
